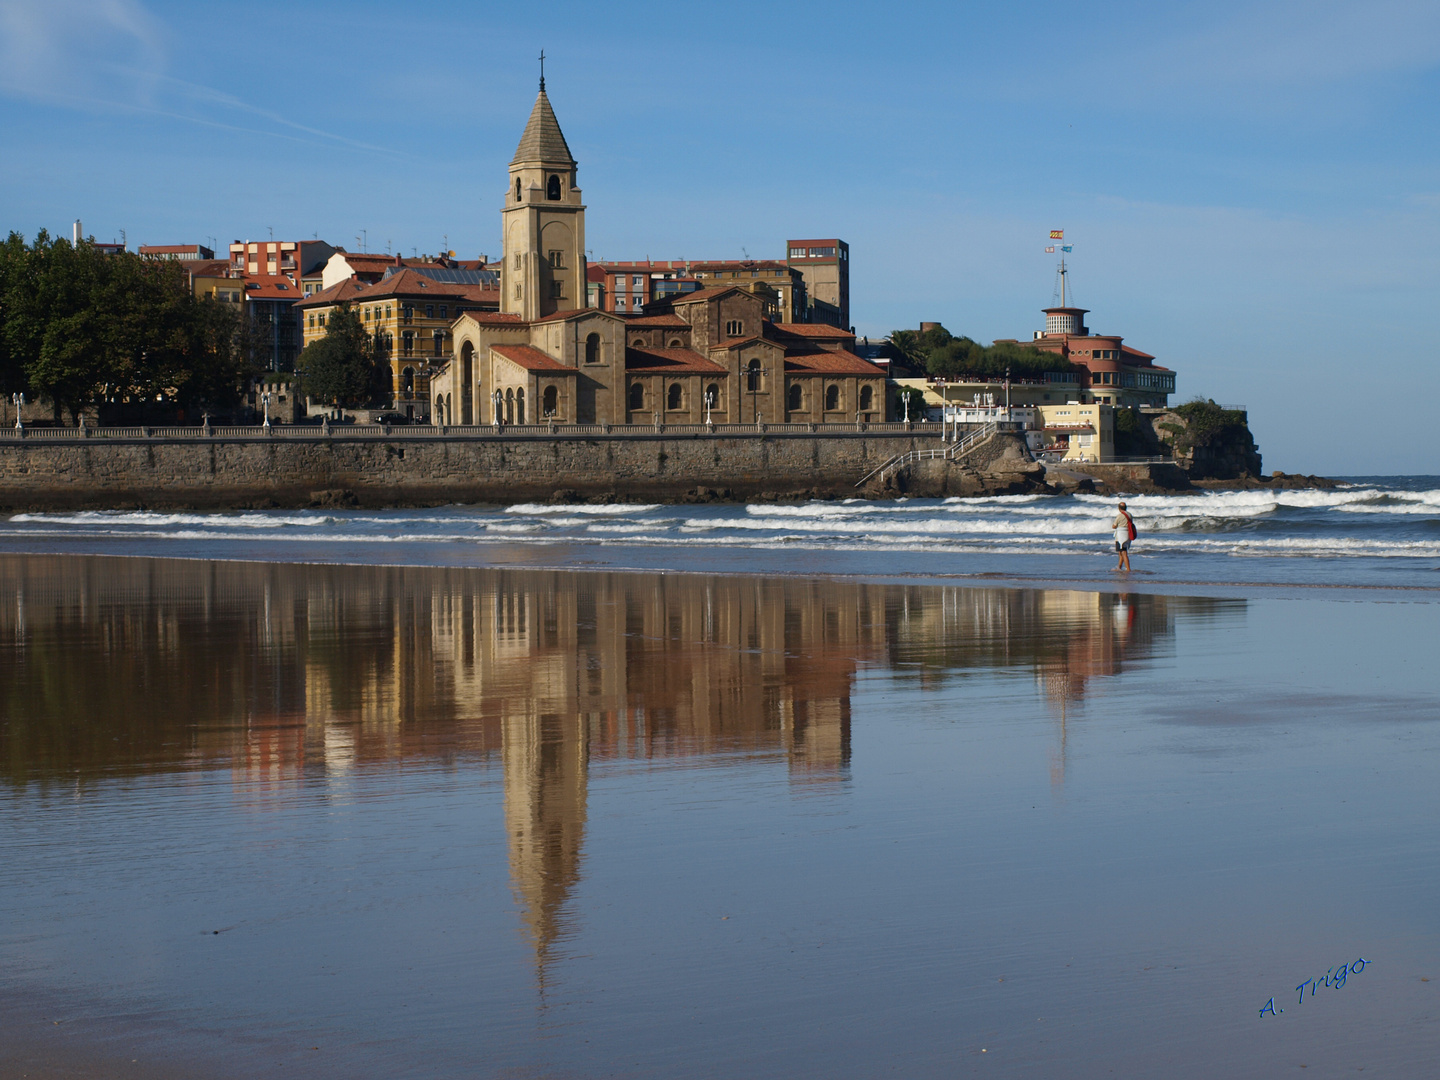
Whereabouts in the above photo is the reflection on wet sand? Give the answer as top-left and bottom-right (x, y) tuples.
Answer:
(0, 555), (1233, 983)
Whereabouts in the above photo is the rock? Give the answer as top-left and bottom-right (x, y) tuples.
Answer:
(309, 488), (358, 508)
(550, 488), (581, 504)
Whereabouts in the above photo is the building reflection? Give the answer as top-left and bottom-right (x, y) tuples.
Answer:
(0, 555), (1235, 983)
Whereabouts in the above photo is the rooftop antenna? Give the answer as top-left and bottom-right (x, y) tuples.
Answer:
(119, 228), (126, 250)
(539, 49), (545, 91)
(268, 226), (274, 241)
(387, 239), (392, 254)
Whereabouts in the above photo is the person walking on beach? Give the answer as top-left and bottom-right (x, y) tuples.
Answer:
(1112, 502), (1136, 571)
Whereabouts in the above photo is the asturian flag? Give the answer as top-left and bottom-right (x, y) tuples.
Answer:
(1045, 246), (1055, 253)
(1061, 245), (1073, 252)
(1049, 229), (1064, 239)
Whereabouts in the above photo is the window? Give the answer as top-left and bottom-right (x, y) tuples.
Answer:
(439, 305), (447, 318)
(425, 305), (434, 319)
(825, 385), (840, 411)
(432, 331), (444, 355)
(726, 319), (744, 337)
(585, 333), (600, 364)
(402, 367), (415, 394)
(859, 385), (873, 411)
(809, 246), (836, 257)
(633, 275), (644, 286)
(788, 384), (802, 411)
(705, 383), (720, 410)
(363, 307), (370, 320)
(667, 383), (682, 411)
(518, 387), (527, 425)
(308, 314), (315, 328)
(746, 359), (761, 392)
(615, 296), (626, 310)
(318, 313), (326, 327)
(514, 285), (521, 300)
(402, 305), (413, 324)
(515, 177), (522, 201)
(789, 248), (806, 259)
(402, 331), (414, 355)
(543, 385), (558, 417)
(386, 306), (392, 318)
(551, 281), (563, 299)
(668, 338), (682, 347)
(629, 383), (644, 410)
(546, 174), (561, 200)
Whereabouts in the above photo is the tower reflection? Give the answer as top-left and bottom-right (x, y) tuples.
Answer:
(0, 556), (1233, 983)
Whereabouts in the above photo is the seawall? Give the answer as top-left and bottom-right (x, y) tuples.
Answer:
(0, 426), (947, 510)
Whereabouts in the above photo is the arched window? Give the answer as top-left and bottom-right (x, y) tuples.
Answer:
(825, 384), (840, 411)
(543, 384), (558, 417)
(859, 385), (873, 411)
(705, 383), (720, 410)
(726, 319), (744, 337)
(546, 174), (561, 200)
(515, 177), (521, 202)
(505, 387), (514, 424)
(746, 359), (761, 392)
(788, 383), (802, 411)
(436, 394), (445, 424)
(402, 366), (414, 394)
(668, 338), (682, 347)
(446, 393), (452, 425)
(516, 387), (525, 424)
(667, 383), (683, 411)
(585, 333), (600, 364)
(629, 383), (644, 410)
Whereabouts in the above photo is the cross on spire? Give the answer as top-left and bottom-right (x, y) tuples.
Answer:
(539, 49), (545, 91)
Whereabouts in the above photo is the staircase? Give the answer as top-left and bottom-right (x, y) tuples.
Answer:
(856, 422), (999, 488)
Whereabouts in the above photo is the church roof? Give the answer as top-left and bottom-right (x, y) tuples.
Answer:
(491, 344), (573, 372)
(783, 350), (885, 375)
(625, 347), (727, 374)
(511, 89), (575, 166)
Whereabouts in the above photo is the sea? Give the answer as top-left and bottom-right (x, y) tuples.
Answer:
(2, 477), (1438, 1079)
(0, 475), (1436, 591)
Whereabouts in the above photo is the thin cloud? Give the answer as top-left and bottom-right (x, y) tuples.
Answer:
(0, 0), (397, 154)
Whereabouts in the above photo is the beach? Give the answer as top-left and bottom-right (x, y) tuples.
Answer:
(2, 487), (1438, 1078)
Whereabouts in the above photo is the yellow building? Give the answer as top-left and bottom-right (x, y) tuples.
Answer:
(297, 268), (500, 421)
(1033, 402), (1114, 463)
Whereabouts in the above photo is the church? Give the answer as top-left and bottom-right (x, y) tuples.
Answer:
(430, 80), (887, 427)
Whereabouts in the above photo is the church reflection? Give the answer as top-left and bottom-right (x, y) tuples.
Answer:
(0, 555), (1235, 983)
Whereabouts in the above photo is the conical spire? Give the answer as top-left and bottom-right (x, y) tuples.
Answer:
(511, 89), (575, 166)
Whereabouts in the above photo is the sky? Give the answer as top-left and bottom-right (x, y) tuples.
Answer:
(1, 0), (1437, 474)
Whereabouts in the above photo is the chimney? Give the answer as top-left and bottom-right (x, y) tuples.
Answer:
(73, 220), (82, 246)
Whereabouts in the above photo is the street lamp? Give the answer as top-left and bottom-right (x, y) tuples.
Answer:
(12, 392), (24, 429)
(261, 390), (272, 428)
(901, 390), (911, 424)
(704, 390), (714, 425)
(492, 389), (503, 426)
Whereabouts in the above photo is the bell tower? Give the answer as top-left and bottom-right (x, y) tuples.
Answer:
(502, 61), (586, 321)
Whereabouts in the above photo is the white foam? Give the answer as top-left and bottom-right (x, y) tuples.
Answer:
(505, 503), (659, 516)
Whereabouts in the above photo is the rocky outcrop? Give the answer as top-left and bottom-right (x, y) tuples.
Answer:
(1145, 404), (1262, 480)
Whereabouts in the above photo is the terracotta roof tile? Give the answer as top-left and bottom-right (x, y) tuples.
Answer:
(491, 344), (573, 372)
(771, 323), (855, 339)
(459, 311), (527, 327)
(623, 313), (687, 327)
(783, 350), (885, 375)
(530, 308), (600, 324)
(625, 347), (728, 374)
(668, 286), (745, 305)
(243, 273), (303, 300)
(296, 278), (369, 307)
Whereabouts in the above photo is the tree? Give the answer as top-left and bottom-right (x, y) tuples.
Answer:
(298, 303), (376, 407)
(0, 231), (255, 422)
(888, 321), (1077, 381)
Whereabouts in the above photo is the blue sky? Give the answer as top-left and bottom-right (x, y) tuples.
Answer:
(2, 0), (1437, 473)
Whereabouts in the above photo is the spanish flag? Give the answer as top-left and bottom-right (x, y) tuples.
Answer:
(1049, 229), (1064, 239)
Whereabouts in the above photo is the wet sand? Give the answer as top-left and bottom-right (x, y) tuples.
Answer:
(2, 556), (1438, 1078)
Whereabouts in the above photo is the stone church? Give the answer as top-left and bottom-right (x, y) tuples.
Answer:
(432, 81), (887, 427)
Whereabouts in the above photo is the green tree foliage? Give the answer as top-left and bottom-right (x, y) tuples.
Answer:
(0, 231), (254, 422)
(1171, 398), (1247, 450)
(887, 322), (1076, 380)
(297, 303), (377, 407)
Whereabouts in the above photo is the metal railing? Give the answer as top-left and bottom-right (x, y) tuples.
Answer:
(855, 422), (999, 488)
(0, 420), (948, 443)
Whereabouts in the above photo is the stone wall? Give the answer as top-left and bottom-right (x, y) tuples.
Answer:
(0, 430), (945, 510)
